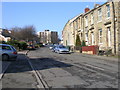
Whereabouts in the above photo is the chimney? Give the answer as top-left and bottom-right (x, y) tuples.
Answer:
(85, 7), (90, 13)
(94, 4), (100, 8)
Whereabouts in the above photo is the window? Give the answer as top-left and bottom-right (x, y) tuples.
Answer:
(75, 21), (78, 30)
(0, 45), (2, 50)
(106, 5), (110, 18)
(85, 16), (88, 27)
(98, 8), (102, 21)
(91, 32), (94, 45)
(99, 29), (102, 43)
(81, 33), (83, 38)
(2, 46), (11, 50)
(85, 33), (89, 45)
(91, 13), (94, 24)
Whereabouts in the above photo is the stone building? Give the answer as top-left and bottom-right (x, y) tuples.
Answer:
(38, 30), (58, 44)
(62, 1), (120, 54)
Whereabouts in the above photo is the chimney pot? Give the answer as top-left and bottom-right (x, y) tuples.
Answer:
(85, 8), (90, 13)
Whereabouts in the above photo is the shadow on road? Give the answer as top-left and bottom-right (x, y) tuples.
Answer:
(3, 54), (73, 74)
(30, 57), (73, 70)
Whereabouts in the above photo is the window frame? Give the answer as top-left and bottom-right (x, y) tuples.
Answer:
(91, 13), (94, 25)
(98, 8), (102, 22)
(99, 29), (103, 44)
(85, 16), (88, 27)
(106, 4), (110, 18)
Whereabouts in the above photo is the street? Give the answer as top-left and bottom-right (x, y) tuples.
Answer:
(1, 47), (119, 89)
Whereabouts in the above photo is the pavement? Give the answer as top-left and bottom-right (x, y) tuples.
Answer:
(17, 50), (29, 55)
(0, 50), (29, 80)
(73, 52), (118, 62)
(0, 61), (11, 80)
(1, 52), (39, 88)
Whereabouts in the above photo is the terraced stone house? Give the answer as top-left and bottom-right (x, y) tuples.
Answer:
(62, 1), (120, 55)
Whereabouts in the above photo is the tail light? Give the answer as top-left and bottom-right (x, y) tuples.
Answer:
(13, 52), (17, 54)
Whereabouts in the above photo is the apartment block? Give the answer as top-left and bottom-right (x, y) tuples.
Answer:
(62, 1), (120, 54)
(38, 30), (58, 44)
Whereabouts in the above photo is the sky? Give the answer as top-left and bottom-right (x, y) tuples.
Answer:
(1, 2), (106, 39)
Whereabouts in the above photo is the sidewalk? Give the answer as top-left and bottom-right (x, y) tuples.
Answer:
(0, 61), (11, 80)
(74, 52), (119, 62)
(18, 50), (29, 55)
(1, 53), (39, 88)
(0, 50), (29, 80)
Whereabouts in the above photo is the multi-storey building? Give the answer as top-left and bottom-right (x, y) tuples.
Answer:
(38, 30), (58, 44)
(62, 1), (120, 54)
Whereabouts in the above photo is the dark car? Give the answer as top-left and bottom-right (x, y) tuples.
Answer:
(27, 45), (36, 50)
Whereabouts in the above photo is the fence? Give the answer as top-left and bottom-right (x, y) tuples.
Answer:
(82, 45), (99, 55)
(68, 45), (99, 55)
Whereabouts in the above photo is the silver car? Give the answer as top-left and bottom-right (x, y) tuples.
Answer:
(54, 45), (70, 54)
(0, 44), (17, 61)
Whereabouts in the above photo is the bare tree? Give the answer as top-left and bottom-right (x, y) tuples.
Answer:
(11, 25), (37, 42)
(11, 27), (22, 40)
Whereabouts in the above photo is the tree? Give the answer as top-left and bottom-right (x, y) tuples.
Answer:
(75, 34), (81, 47)
(11, 27), (22, 40)
(11, 25), (37, 42)
(81, 40), (86, 47)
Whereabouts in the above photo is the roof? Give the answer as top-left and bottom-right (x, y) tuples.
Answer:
(0, 44), (11, 46)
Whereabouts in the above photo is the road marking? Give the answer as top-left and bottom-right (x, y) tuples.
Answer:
(84, 64), (105, 71)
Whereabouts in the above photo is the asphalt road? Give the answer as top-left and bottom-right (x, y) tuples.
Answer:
(27, 47), (119, 89)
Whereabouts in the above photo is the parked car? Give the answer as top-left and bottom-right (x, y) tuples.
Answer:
(51, 45), (57, 52)
(54, 45), (70, 54)
(27, 45), (36, 50)
(49, 45), (54, 50)
(0, 44), (17, 61)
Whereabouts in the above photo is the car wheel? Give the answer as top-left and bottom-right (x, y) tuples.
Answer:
(2, 54), (9, 61)
(57, 50), (60, 54)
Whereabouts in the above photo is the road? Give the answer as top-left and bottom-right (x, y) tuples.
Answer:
(1, 47), (119, 89)
(27, 47), (118, 88)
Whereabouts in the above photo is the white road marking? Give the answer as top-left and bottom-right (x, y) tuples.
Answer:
(85, 64), (105, 71)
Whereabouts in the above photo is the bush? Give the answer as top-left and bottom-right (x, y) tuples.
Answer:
(75, 34), (81, 47)
(19, 41), (27, 50)
(7, 40), (19, 47)
(6, 40), (27, 50)
(81, 40), (86, 47)
(0, 41), (7, 44)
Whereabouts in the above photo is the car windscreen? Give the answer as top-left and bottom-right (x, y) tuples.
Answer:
(59, 46), (66, 48)
(11, 46), (17, 51)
